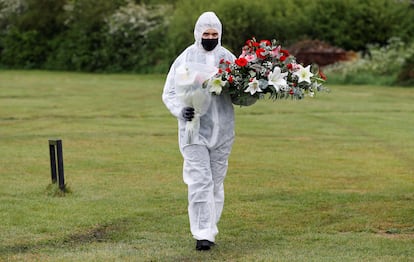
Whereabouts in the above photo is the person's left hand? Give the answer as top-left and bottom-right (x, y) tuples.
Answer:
(181, 107), (195, 121)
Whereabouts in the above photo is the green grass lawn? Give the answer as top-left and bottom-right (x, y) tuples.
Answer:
(0, 70), (413, 261)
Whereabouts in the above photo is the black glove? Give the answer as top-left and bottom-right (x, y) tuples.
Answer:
(181, 107), (195, 121)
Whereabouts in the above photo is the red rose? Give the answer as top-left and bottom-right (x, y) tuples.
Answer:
(289, 89), (294, 95)
(260, 39), (271, 46)
(256, 48), (266, 59)
(281, 49), (290, 56)
(218, 68), (223, 74)
(225, 67), (231, 73)
(287, 63), (293, 70)
(280, 56), (287, 62)
(235, 57), (248, 67)
(246, 39), (259, 48)
(228, 75), (234, 83)
(219, 58), (225, 64)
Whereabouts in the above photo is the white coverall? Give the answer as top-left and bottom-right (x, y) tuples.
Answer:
(162, 12), (236, 242)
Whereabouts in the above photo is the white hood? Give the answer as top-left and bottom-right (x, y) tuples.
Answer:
(193, 11), (222, 50)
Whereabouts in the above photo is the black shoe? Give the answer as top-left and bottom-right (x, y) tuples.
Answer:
(196, 240), (215, 251)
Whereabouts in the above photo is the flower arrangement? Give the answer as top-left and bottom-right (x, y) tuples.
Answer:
(206, 37), (327, 106)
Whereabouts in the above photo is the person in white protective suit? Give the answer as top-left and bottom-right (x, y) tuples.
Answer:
(162, 11), (236, 251)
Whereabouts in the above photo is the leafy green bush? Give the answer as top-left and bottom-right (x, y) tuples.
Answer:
(0, 0), (66, 68)
(102, 1), (171, 72)
(0, 0), (26, 30)
(397, 52), (414, 86)
(43, 0), (123, 71)
(44, 0), (170, 72)
(302, 0), (414, 51)
(324, 38), (414, 86)
(46, 28), (108, 72)
(0, 28), (48, 68)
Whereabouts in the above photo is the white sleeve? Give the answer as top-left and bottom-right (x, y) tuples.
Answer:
(162, 54), (185, 119)
(226, 49), (236, 63)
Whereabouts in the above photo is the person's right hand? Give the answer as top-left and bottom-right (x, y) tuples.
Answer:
(181, 107), (195, 121)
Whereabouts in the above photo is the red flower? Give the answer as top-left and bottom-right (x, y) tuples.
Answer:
(280, 49), (290, 56)
(280, 56), (287, 62)
(289, 89), (294, 95)
(260, 39), (271, 46)
(256, 48), (266, 59)
(225, 60), (231, 65)
(235, 57), (248, 67)
(319, 70), (327, 80)
(228, 75), (234, 83)
(218, 68), (223, 74)
(225, 67), (231, 73)
(287, 63), (293, 70)
(219, 58), (225, 64)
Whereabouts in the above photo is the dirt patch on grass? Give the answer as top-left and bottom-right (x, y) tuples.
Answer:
(1, 218), (130, 256)
(63, 223), (116, 244)
(377, 230), (414, 240)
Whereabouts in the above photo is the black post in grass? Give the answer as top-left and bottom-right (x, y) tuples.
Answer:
(49, 139), (65, 190)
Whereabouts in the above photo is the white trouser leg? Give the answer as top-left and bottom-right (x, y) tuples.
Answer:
(209, 140), (232, 225)
(182, 144), (216, 242)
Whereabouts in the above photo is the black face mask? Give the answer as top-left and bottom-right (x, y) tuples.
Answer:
(201, 38), (219, 51)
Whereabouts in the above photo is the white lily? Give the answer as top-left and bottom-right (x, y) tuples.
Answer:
(245, 77), (262, 95)
(208, 77), (226, 95)
(293, 64), (314, 83)
(268, 66), (288, 92)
